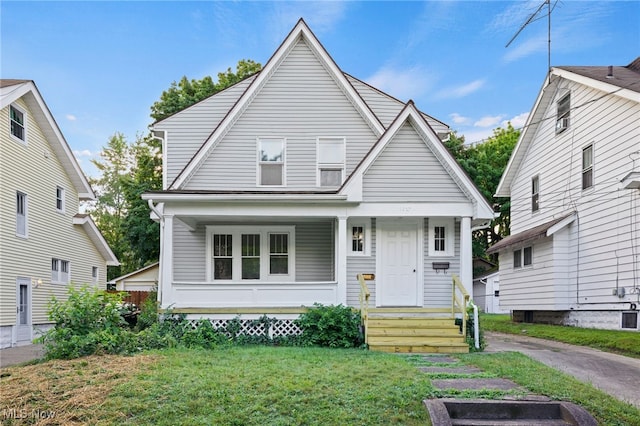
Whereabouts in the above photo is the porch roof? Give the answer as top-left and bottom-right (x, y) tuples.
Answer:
(142, 190), (348, 203)
(486, 212), (576, 254)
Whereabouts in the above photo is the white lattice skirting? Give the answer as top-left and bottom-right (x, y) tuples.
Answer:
(185, 318), (302, 337)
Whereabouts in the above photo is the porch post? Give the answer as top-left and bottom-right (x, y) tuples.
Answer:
(460, 216), (473, 299)
(160, 214), (174, 309)
(337, 216), (348, 304)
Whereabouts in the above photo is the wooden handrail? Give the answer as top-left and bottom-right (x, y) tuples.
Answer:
(452, 274), (470, 338)
(357, 274), (371, 344)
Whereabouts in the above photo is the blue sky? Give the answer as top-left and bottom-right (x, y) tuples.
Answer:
(2, 1), (638, 177)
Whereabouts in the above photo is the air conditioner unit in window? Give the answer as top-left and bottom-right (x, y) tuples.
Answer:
(556, 117), (569, 133)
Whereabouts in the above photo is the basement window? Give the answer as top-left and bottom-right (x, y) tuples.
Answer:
(622, 312), (638, 329)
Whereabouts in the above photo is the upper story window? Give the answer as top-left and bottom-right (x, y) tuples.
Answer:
(56, 186), (65, 212)
(429, 218), (454, 257)
(52, 258), (70, 284)
(513, 246), (533, 269)
(16, 191), (28, 237)
(317, 137), (345, 187)
(10, 104), (26, 142)
(92, 266), (99, 284)
(556, 93), (570, 134)
(582, 144), (593, 190)
(531, 175), (540, 212)
(258, 138), (284, 186)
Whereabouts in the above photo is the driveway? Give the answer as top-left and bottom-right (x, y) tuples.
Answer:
(484, 331), (640, 409)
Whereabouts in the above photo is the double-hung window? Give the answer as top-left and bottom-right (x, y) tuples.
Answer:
(10, 104), (26, 142)
(429, 218), (454, 257)
(258, 138), (285, 186)
(207, 226), (295, 282)
(317, 137), (345, 187)
(56, 186), (65, 212)
(52, 258), (70, 284)
(513, 246), (533, 269)
(16, 191), (28, 237)
(556, 93), (570, 133)
(582, 144), (593, 190)
(531, 175), (540, 212)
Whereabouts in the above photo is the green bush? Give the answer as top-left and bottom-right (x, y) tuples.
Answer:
(135, 290), (159, 331)
(39, 286), (138, 359)
(295, 304), (363, 348)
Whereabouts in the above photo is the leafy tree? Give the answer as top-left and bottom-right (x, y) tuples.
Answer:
(447, 124), (520, 262)
(150, 59), (262, 122)
(88, 133), (133, 279)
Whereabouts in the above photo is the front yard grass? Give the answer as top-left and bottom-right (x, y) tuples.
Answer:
(481, 313), (640, 357)
(2, 346), (639, 425)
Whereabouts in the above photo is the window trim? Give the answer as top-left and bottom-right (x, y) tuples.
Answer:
(556, 92), (570, 134)
(92, 266), (99, 284)
(56, 186), (65, 213)
(51, 258), (70, 284)
(347, 218), (371, 257)
(513, 246), (533, 269)
(257, 137), (286, 187)
(205, 225), (295, 282)
(582, 144), (594, 191)
(531, 175), (540, 213)
(428, 218), (454, 257)
(316, 137), (346, 187)
(16, 191), (28, 238)
(9, 103), (27, 144)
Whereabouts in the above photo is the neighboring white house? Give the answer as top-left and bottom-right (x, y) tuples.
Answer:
(142, 20), (494, 351)
(0, 80), (119, 348)
(473, 271), (508, 314)
(488, 59), (640, 331)
(109, 262), (158, 292)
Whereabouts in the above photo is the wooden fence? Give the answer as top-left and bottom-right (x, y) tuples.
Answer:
(108, 290), (152, 307)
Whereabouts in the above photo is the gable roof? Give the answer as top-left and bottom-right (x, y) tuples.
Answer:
(73, 214), (120, 266)
(340, 101), (495, 220)
(170, 18), (386, 190)
(0, 80), (95, 200)
(495, 58), (640, 197)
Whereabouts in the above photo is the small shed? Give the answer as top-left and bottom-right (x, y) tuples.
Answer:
(109, 262), (159, 292)
(473, 271), (508, 314)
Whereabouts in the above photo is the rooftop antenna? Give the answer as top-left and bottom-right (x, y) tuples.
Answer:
(505, 0), (555, 85)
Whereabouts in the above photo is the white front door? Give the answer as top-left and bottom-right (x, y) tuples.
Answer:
(378, 222), (420, 306)
(16, 278), (32, 345)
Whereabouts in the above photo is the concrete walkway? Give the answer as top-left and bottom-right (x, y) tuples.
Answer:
(0, 344), (44, 368)
(485, 331), (640, 409)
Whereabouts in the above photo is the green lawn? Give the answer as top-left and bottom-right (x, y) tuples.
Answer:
(2, 346), (639, 425)
(481, 313), (640, 357)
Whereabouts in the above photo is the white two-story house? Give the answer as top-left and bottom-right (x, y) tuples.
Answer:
(0, 80), (119, 348)
(488, 59), (640, 331)
(143, 20), (494, 352)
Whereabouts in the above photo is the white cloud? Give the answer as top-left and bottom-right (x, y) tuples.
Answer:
(474, 115), (504, 128)
(366, 66), (435, 101)
(435, 79), (485, 100)
(460, 128), (496, 145)
(449, 113), (469, 125)
(66, 114), (77, 121)
(503, 33), (547, 63)
(73, 149), (94, 157)
(501, 112), (529, 129)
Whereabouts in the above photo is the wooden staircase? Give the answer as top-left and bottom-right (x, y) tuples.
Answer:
(365, 309), (469, 354)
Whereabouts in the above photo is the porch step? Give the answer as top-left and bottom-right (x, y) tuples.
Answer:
(365, 315), (468, 354)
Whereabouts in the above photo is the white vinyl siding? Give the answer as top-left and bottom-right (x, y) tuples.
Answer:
(156, 76), (257, 186)
(182, 38), (378, 190)
(347, 219), (376, 306)
(363, 121), (468, 202)
(1, 98), (109, 328)
(502, 77), (640, 309)
(423, 218), (461, 308)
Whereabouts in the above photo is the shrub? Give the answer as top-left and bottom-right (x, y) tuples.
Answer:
(39, 286), (138, 359)
(135, 290), (159, 331)
(295, 304), (363, 348)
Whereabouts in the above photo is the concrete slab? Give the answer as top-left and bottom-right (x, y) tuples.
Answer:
(0, 344), (44, 368)
(431, 378), (524, 391)
(419, 355), (459, 364)
(419, 366), (482, 374)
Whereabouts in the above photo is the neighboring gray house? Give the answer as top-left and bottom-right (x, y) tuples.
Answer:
(488, 59), (640, 331)
(0, 80), (119, 348)
(143, 20), (494, 352)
